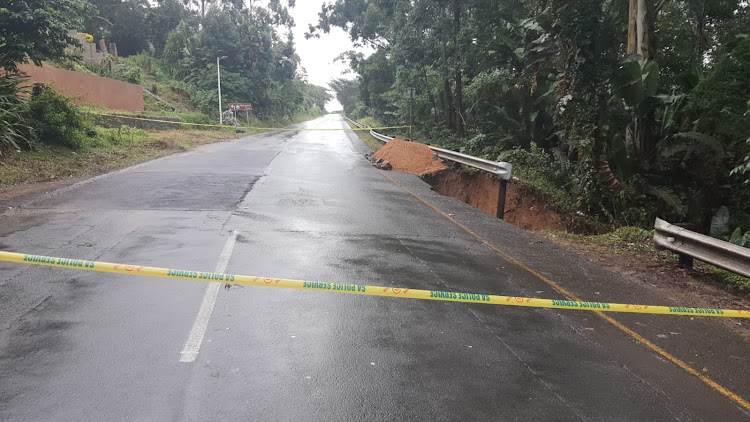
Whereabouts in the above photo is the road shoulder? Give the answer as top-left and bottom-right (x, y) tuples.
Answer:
(367, 157), (750, 416)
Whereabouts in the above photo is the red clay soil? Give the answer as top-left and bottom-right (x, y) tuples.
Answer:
(422, 170), (568, 231)
(374, 139), (567, 231)
(372, 140), (447, 176)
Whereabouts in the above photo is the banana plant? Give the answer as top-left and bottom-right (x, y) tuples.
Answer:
(613, 55), (660, 111)
(729, 99), (750, 185)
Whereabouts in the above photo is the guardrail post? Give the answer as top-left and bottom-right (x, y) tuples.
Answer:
(678, 253), (694, 268)
(496, 179), (508, 220)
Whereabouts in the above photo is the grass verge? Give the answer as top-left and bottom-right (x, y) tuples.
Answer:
(0, 129), (242, 199)
(550, 226), (750, 289)
(345, 117), (386, 152)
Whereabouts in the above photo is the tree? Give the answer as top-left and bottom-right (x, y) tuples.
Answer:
(148, 0), (195, 56)
(84, 0), (150, 57)
(156, 1), (320, 121)
(0, 0), (94, 72)
(329, 77), (360, 116)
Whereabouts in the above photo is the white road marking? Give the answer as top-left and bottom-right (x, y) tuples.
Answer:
(179, 231), (237, 363)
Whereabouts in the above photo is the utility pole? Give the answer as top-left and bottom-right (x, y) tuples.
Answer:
(407, 87), (415, 141)
(217, 56), (227, 125)
(409, 99), (413, 141)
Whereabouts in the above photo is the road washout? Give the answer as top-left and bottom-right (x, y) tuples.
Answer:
(373, 139), (566, 231)
(371, 139), (750, 330)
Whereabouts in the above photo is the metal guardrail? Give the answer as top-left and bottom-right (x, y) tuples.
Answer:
(653, 218), (750, 278)
(428, 147), (512, 181)
(428, 147), (512, 219)
(370, 130), (394, 143)
(344, 115), (514, 220)
(344, 116), (365, 129)
(344, 116), (394, 143)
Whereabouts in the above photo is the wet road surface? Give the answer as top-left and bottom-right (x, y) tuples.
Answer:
(1, 115), (749, 421)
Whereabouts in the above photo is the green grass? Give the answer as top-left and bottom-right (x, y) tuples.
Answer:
(81, 102), (325, 133)
(88, 126), (151, 148)
(0, 129), (242, 193)
(347, 122), (385, 152)
(357, 117), (380, 128)
(700, 264), (750, 288)
(513, 167), (577, 214)
(551, 226), (750, 288)
(553, 226), (663, 255)
(143, 94), (175, 113)
(345, 117), (386, 152)
(49, 55), (324, 131)
(80, 104), (208, 121)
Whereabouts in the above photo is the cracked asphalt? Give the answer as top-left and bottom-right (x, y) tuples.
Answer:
(0, 114), (748, 421)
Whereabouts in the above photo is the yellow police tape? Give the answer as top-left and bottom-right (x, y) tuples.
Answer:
(3, 251), (748, 318)
(91, 112), (410, 132)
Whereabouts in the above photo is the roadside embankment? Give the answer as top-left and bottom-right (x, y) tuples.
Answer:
(362, 138), (750, 293)
(422, 170), (569, 231)
(0, 130), (241, 202)
(368, 138), (569, 231)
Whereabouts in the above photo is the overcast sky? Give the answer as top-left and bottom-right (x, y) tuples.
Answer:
(286, 1), (371, 111)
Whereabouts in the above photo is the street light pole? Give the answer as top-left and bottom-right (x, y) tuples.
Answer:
(407, 87), (415, 141)
(217, 56), (227, 125)
(409, 96), (413, 141)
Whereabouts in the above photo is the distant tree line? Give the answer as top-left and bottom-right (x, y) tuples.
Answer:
(80, 0), (330, 119)
(0, 0), (330, 143)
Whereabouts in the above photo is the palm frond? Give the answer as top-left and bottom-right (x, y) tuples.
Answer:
(0, 72), (31, 155)
(646, 185), (685, 216)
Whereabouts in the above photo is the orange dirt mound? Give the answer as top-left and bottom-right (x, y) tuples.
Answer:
(372, 140), (447, 176)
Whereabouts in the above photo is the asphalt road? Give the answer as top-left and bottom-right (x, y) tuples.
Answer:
(1, 114), (749, 421)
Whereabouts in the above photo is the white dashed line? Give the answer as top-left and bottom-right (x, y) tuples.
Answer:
(179, 231), (237, 363)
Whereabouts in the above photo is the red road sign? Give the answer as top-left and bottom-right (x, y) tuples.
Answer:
(229, 103), (252, 111)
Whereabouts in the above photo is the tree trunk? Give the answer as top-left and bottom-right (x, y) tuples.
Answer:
(520, 83), (533, 148)
(627, 0), (657, 157)
(627, 0), (637, 54)
(628, 0), (656, 58)
(422, 67), (440, 124)
(695, 0), (708, 58)
(453, 0), (465, 138)
(455, 68), (464, 138)
(444, 79), (454, 131)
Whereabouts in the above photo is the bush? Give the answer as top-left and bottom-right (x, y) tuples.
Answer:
(498, 143), (577, 207)
(728, 228), (750, 248)
(79, 55), (116, 78)
(0, 73), (32, 155)
(25, 86), (94, 149)
(121, 66), (142, 85)
(189, 89), (220, 117)
(181, 113), (213, 126)
(93, 126), (149, 147)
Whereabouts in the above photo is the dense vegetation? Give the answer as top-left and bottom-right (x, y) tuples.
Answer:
(317, 0), (750, 236)
(1, 0), (329, 155)
(77, 0), (330, 120)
